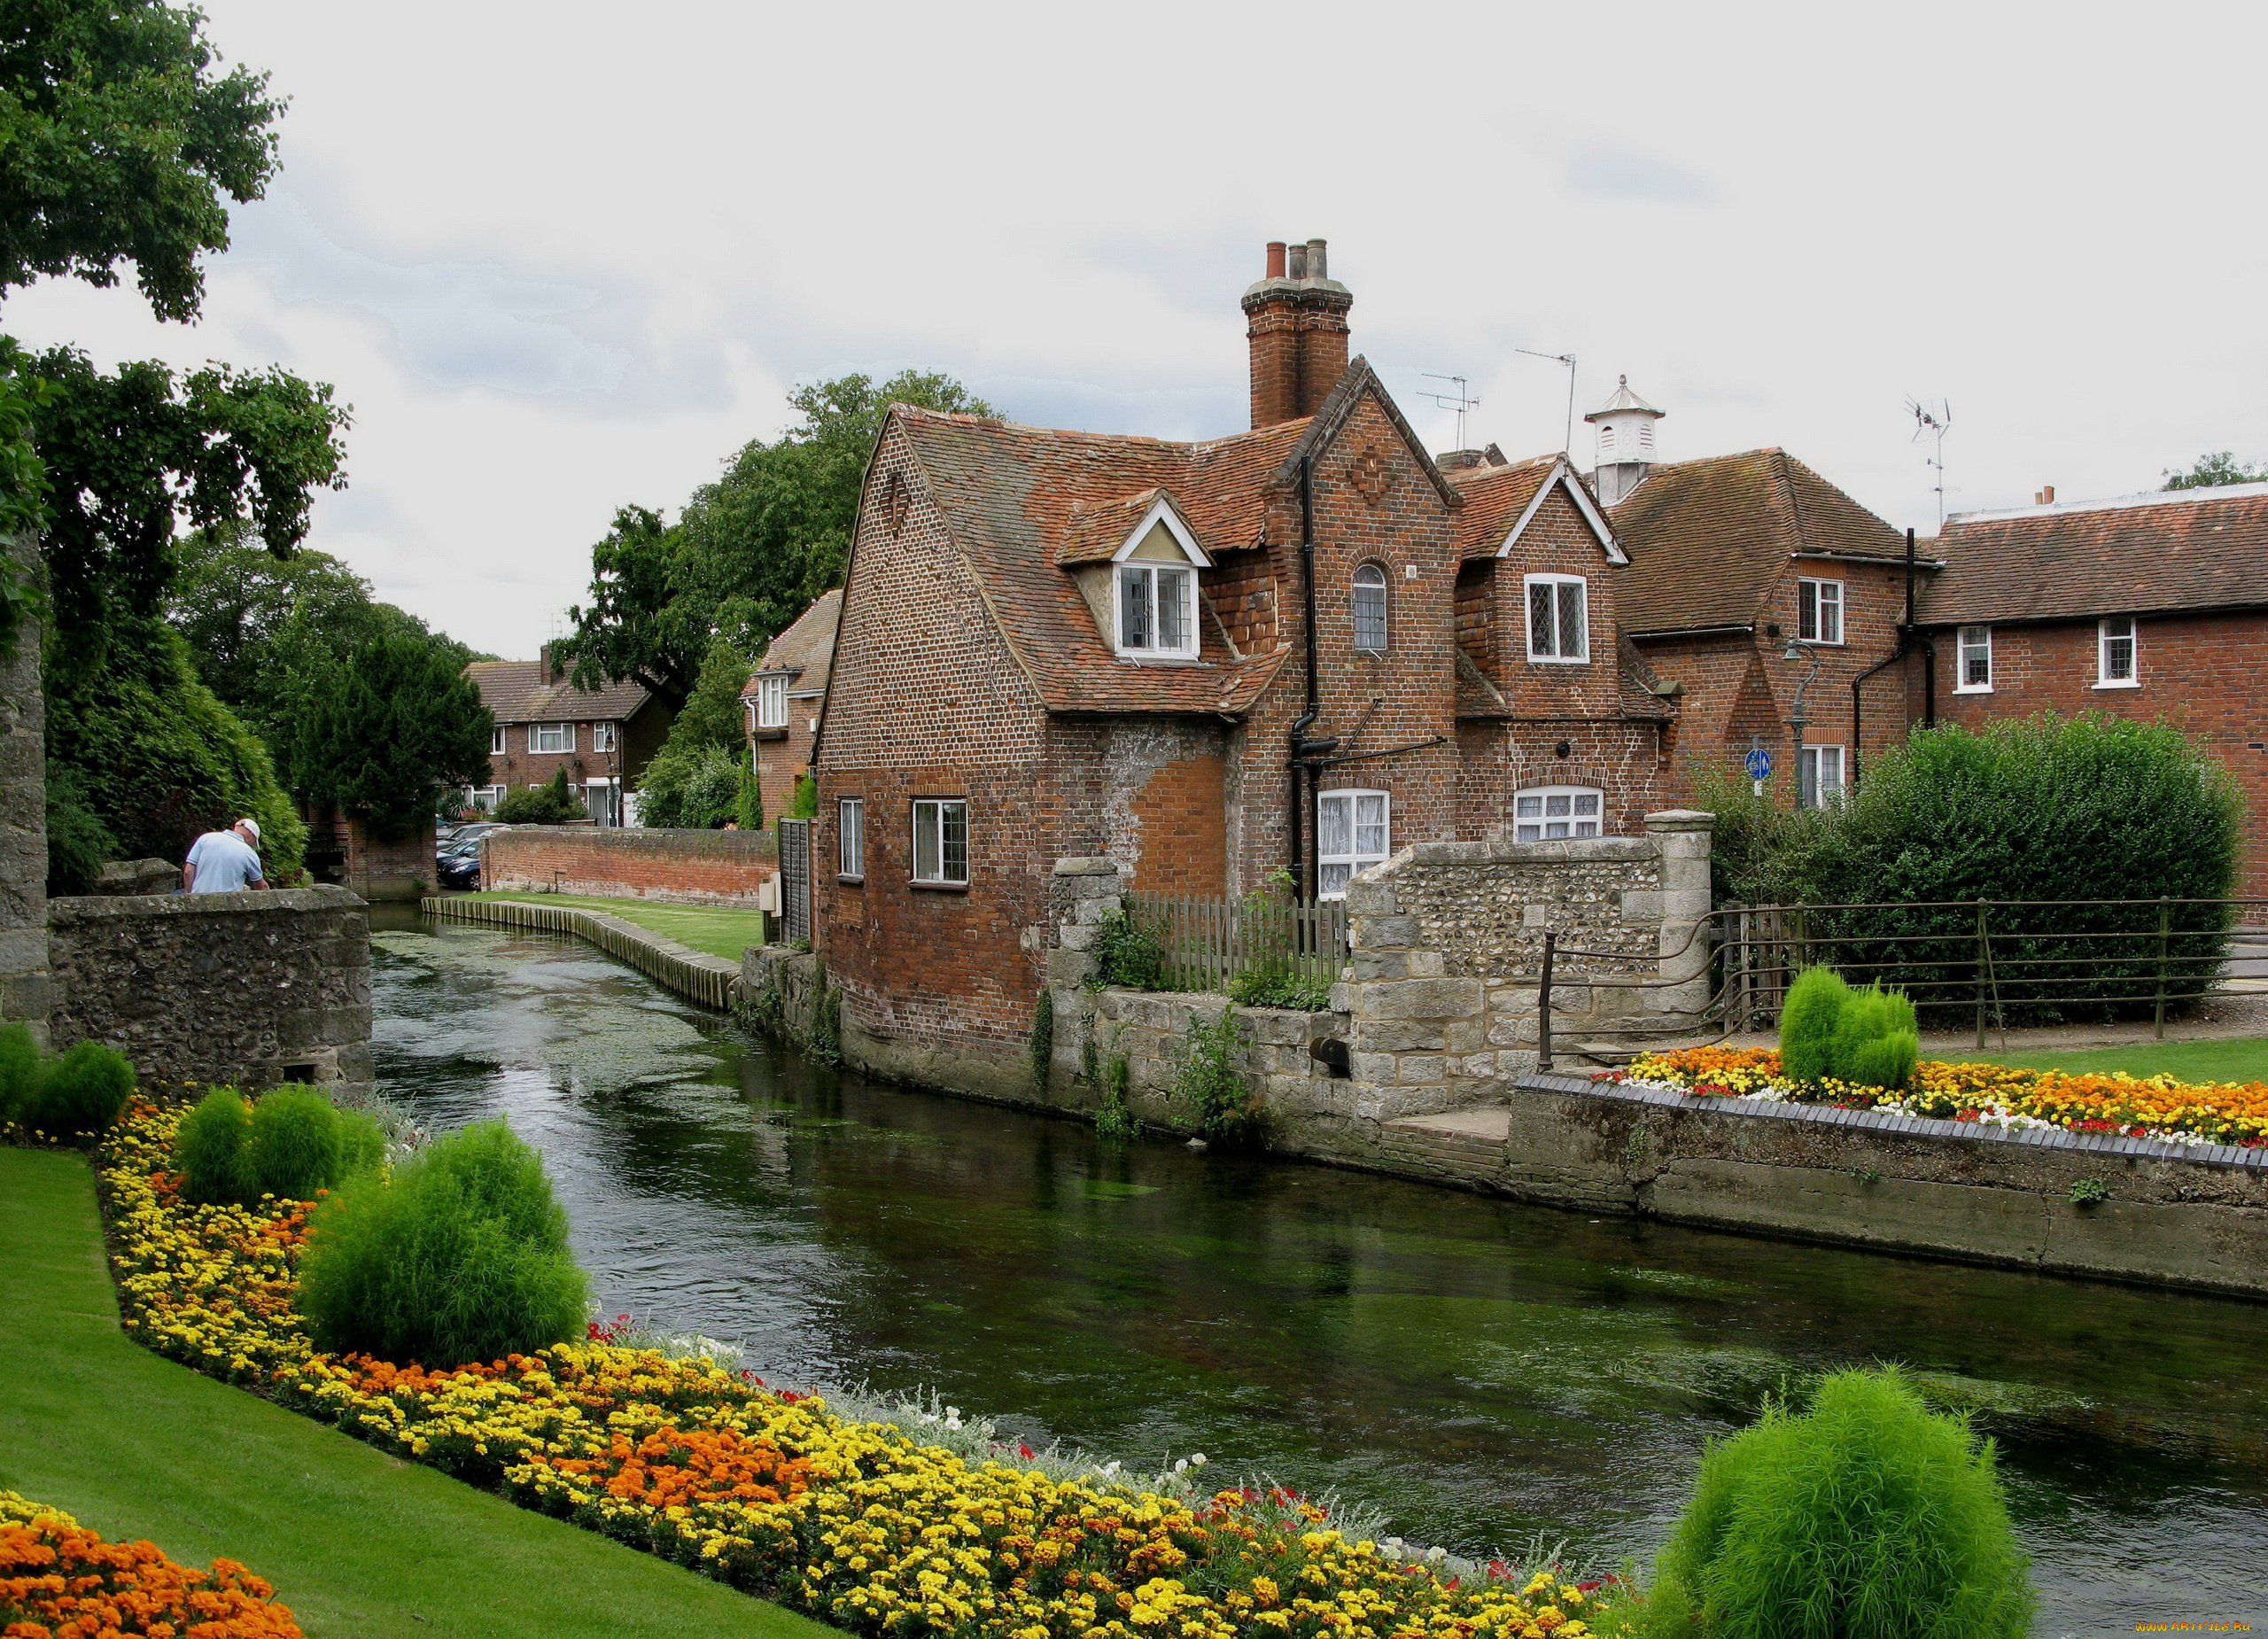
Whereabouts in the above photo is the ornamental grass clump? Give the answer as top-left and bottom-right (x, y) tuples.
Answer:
(175, 1087), (255, 1202)
(1776, 967), (1849, 1084)
(299, 1119), (588, 1367)
(176, 1086), (384, 1204)
(24, 1038), (135, 1135)
(1831, 985), (1920, 1091)
(1644, 1366), (2033, 1639)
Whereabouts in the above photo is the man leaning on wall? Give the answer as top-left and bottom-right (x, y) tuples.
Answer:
(183, 817), (269, 893)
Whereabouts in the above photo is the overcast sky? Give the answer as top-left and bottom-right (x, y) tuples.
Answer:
(8, 0), (2263, 659)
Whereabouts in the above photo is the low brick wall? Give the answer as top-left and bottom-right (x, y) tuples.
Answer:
(48, 887), (372, 1098)
(481, 827), (777, 905)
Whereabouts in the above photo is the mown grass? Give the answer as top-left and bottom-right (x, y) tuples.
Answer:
(1960, 1036), (2268, 1084)
(460, 890), (770, 963)
(0, 1146), (838, 1639)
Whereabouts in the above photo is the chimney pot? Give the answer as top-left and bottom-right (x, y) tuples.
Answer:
(1265, 241), (1286, 280)
(1286, 243), (1308, 280)
(2037, 485), (2055, 505)
(1307, 238), (1327, 281)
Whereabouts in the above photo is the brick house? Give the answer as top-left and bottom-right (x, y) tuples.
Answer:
(742, 588), (840, 825)
(1915, 480), (2268, 897)
(463, 655), (672, 825)
(808, 239), (1678, 1086)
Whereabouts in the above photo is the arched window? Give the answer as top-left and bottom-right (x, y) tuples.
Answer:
(1513, 786), (1603, 842)
(1352, 563), (1388, 651)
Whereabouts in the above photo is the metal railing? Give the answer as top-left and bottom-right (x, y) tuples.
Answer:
(1124, 891), (1348, 994)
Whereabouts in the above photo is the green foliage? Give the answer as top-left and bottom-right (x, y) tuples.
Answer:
(1691, 769), (1834, 908)
(558, 370), (990, 706)
(25, 1039), (134, 1136)
(1174, 1009), (1257, 1144)
(1029, 990), (1054, 1091)
(0, 1022), (41, 1122)
(2163, 451), (2267, 491)
(494, 769), (581, 826)
(1091, 907), (1167, 991)
(43, 762), (117, 896)
(1776, 967), (1849, 1084)
(734, 758), (764, 831)
(2068, 1177), (2110, 1205)
(1645, 1367), (2032, 1639)
(0, 358), (51, 664)
(1227, 967), (1332, 1011)
(1095, 1054), (1137, 1142)
(1225, 873), (1333, 1010)
(299, 1120), (589, 1368)
(245, 1087), (384, 1201)
(284, 629), (493, 840)
(788, 773), (818, 820)
(175, 1087), (252, 1203)
(1831, 986), (1919, 1091)
(809, 983), (843, 1068)
(635, 637), (751, 828)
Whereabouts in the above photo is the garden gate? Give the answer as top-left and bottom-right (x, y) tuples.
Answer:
(776, 818), (812, 946)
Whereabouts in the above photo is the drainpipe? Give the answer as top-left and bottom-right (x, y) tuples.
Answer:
(1286, 456), (1325, 898)
(1849, 529), (1922, 783)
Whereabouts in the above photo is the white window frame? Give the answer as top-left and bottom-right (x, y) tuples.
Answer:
(911, 798), (968, 887)
(1523, 573), (1589, 663)
(756, 673), (789, 728)
(1113, 562), (1200, 660)
(838, 797), (865, 880)
(1799, 744), (1845, 809)
(474, 785), (506, 812)
(1351, 563), (1389, 652)
(1512, 786), (1604, 842)
(489, 726), (506, 756)
(1315, 788), (1391, 901)
(1955, 625), (1993, 693)
(529, 722), (574, 753)
(1798, 577), (1845, 645)
(2095, 616), (2138, 687)
(592, 721), (618, 752)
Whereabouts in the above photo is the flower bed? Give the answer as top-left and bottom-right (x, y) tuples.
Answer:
(97, 1101), (1613, 1639)
(1619, 1046), (2268, 1149)
(0, 1488), (304, 1637)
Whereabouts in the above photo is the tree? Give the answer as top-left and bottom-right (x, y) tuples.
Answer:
(633, 636), (750, 828)
(2163, 452), (2268, 491)
(558, 369), (989, 705)
(284, 630), (493, 842)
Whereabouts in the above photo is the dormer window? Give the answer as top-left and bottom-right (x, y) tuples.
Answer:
(755, 674), (788, 729)
(1525, 574), (1588, 663)
(1116, 563), (1197, 658)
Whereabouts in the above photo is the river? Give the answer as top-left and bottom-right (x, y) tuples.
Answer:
(370, 918), (2268, 1637)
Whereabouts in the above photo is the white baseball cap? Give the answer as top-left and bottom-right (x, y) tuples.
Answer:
(236, 817), (261, 841)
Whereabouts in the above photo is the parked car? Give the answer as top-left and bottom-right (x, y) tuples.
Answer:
(435, 822), (501, 889)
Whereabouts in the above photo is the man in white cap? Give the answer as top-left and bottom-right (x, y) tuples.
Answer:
(183, 816), (269, 893)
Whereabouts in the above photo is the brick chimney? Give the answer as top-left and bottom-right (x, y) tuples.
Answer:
(1241, 237), (1352, 428)
(2035, 485), (2056, 505)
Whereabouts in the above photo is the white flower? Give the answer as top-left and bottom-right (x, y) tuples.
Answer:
(1173, 1458), (1188, 1473)
(1426, 1545), (1448, 1563)
(1190, 1453), (1207, 1467)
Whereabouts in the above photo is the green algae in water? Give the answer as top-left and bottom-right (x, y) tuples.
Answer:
(1081, 1180), (1161, 1200)
(1606, 1266), (1749, 1300)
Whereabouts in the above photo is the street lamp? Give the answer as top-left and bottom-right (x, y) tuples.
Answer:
(1783, 638), (1823, 808)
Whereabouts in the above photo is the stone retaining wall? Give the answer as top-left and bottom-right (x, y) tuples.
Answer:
(482, 826), (777, 906)
(48, 887), (372, 1097)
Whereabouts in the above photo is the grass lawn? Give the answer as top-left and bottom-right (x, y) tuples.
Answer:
(0, 1146), (838, 1639)
(1957, 1036), (2268, 1084)
(460, 890), (769, 963)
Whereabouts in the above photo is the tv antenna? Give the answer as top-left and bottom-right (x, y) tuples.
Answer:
(1513, 347), (1579, 453)
(1907, 397), (1953, 529)
(1421, 372), (1482, 451)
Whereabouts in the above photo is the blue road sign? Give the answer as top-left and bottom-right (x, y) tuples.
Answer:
(1744, 745), (1773, 782)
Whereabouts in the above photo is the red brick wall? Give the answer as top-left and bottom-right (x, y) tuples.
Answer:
(1929, 611), (2268, 898)
(481, 827), (777, 905)
(1128, 754), (1228, 896)
(750, 699), (819, 827)
(1455, 721), (1674, 840)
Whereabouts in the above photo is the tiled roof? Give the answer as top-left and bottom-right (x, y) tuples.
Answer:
(1451, 640), (1677, 722)
(1612, 449), (1908, 634)
(1921, 482), (2268, 626)
(1445, 454), (1559, 559)
(747, 589), (842, 696)
(892, 407), (1309, 715)
(466, 661), (653, 725)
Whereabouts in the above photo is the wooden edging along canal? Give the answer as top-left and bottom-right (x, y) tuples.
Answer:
(420, 896), (742, 1012)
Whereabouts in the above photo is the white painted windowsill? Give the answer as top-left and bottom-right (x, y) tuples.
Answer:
(2092, 679), (2140, 690)
(1953, 684), (1994, 695)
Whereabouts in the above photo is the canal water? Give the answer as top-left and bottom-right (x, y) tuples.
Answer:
(370, 920), (2268, 1637)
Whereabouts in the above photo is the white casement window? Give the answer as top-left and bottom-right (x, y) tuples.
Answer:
(756, 674), (788, 728)
(1799, 744), (1845, 809)
(1316, 789), (1390, 900)
(1352, 563), (1389, 651)
(839, 798), (866, 879)
(2097, 616), (2138, 687)
(1525, 574), (1588, 662)
(1956, 625), (1992, 692)
(473, 785), (506, 812)
(1115, 563), (1198, 659)
(1798, 578), (1845, 645)
(592, 721), (618, 752)
(912, 798), (967, 886)
(530, 722), (574, 753)
(489, 726), (506, 755)
(1513, 787), (1603, 842)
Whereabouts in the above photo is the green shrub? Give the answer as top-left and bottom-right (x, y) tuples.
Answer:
(1829, 985), (1920, 1091)
(175, 1088), (254, 1202)
(788, 773), (818, 820)
(493, 768), (581, 826)
(1091, 908), (1167, 990)
(0, 1021), (41, 1122)
(1175, 1008), (1258, 1144)
(1029, 990), (1054, 1090)
(1776, 967), (1849, 1084)
(25, 1039), (134, 1135)
(1096, 1054), (1137, 1142)
(299, 1120), (589, 1368)
(1227, 967), (1332, 1011)
(1647, 1366), (2033, 1639)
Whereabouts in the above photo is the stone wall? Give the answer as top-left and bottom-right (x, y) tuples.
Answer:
(48, 887), (373, 1097)
(481, 825), (777, 905)
(0, 531), (47, 1040)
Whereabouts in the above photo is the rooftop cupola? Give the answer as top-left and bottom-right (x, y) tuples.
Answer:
(1584, 374), (1664, 505)
(1241, 237), (1353, 428)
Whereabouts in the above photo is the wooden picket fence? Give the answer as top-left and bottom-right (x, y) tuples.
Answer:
(1125, 891), (1348, 993)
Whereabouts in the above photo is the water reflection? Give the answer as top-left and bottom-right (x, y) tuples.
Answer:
(373, 922), (2268, 1636)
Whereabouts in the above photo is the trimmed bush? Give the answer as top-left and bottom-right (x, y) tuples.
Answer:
(1646, 1366), (2033, 1639)
(299, 1120), (589, 1367)
(1776, 966), (1848, 1084)
(25, 1040), (134, 1136)
(1831, 985), (1920, 1091)
(0, 1021), (40, 1122)
(245, 1087), (382, 1200)
(175, 1088), (254, 1203)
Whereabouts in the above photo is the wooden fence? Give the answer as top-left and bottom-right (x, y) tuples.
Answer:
(422, 896), (742, 1011)
(1124, 892), (1348, 994)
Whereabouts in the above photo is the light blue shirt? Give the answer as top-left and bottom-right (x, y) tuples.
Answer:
(186, 829), (265, 892)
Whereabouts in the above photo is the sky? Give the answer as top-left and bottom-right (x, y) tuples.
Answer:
(7, 0), (2264, 660)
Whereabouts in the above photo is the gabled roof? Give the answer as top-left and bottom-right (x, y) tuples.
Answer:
(746, 588), (842, 696)
(466, 662), (654, 725)
(1273, 356), (1465, 511)
(1920, 481), (2268, 626)
(1612, 448), (1910, 635)
(1449, 454), (1626, 564)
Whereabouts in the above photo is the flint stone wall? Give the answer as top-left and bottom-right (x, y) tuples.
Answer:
(0, 531), (47, 1038)
(48, 886), (373, 1098)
